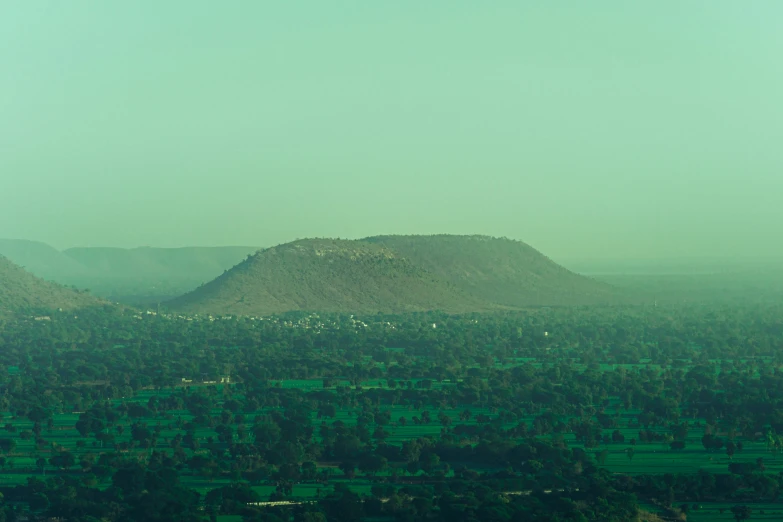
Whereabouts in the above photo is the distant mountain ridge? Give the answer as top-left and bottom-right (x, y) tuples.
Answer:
(0, 255), (103, 317)
(1, 235), (628, 313)
(0, 239), (87, 279)
(0, 240), (259, 303)
(62, 246), (259, 279)
(168, 235), (623, 316)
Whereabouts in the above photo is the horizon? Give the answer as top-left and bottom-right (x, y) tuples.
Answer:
(2, 234), (782, 268)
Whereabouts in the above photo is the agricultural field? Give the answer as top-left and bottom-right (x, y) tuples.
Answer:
(0, 306), (782, 521)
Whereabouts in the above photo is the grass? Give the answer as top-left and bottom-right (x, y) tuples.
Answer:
(685, 503), (783, 521)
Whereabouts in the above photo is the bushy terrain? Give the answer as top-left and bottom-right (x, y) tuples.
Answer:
(0, 240), (258, 304)
(167, 239), (493, 315)
(0, 256), (102, 317)
(169, 236), (623, 316)
(0, 305), (781, 521)
(0, 239), (86, 279)
(62, 246), (260, 304)
(365, 234), (622, 307)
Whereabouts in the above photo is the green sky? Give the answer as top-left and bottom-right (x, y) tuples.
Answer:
(1, 1), (781, 260)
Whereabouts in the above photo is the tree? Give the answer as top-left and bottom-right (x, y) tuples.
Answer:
(527, 460), (543, 474)
(421, 453), (441, 475)
(252, 421), (281, 450)
(670, 440), (686, 451)
(49, 451), (76, 470)
(318, 404), (337, 419)
(27, 406), (50, 424)
(726, 440), (737, 460)
(322, 484), (364, 522)
(127, 403), (150, 419)
(278, 463), (301, 481)
(112, 465), (147, 495)
(731, 505), (752, 521)
(358, 454), (388, 477)
(596, 449), (609, 465)
(372, 426), (389, 441)
(28, 492), (49, 512)
(0, 438), (15, 454)
(339, 461), (356, 480)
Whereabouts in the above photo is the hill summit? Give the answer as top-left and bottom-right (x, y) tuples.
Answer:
(0, 239), (86, 279)
(167, 235), (621, 316)
(166, 239), (490, 315)
(0, 255), (103, 317)
(364, 234), (618, 307)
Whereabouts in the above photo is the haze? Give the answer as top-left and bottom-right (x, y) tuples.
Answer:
(1, 1), (782, 261)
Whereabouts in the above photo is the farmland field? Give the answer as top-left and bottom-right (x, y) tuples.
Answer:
(1, 307), (782, 521)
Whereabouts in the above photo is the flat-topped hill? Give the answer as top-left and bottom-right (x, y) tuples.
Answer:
(167, 235), (622, 315)
(167, 239), (492, 315)
(364, 234), (620, 307)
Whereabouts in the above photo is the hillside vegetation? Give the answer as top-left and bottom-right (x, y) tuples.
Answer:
(168, 235), (624, 316)
(365, 234), (622, 307)
(167, 239), (493, 315)
(0, 256), (102, 317)
(0, 239), (86, 279)
(0, 241), (258, 304)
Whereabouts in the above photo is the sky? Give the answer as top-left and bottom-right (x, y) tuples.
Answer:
(1, 1), (782, 261)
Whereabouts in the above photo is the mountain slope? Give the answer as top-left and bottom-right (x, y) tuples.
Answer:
(0, 241), (259, 304)
(364, 235), (623, 306)
(167, 239), (492, 315)
(0, 239), (87, 280)
(60, 246), (260, 304)
(0, 256), (101, 317)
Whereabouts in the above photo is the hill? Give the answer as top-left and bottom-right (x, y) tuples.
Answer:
(364, 235), (622, 307)
(60, 246), (259, 304)
(167, 235), (624, 316)
(0, 255), (102, 317)
(0, 239), (86, 280)
(166, 239), (492, 315)
(0, 241), (259, 304)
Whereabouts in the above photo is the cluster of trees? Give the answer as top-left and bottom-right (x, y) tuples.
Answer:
(0, 304), (780, 520)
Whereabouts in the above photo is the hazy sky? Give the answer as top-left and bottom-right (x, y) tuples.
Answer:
(1, 1), (782, 260)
